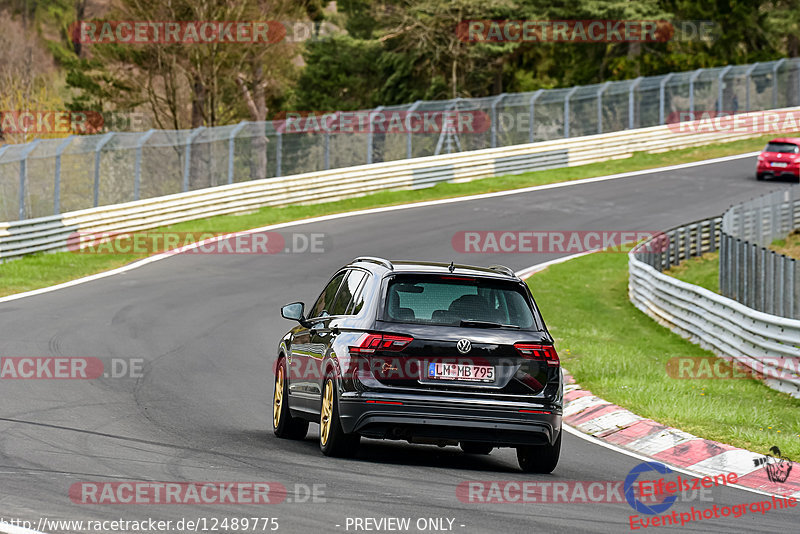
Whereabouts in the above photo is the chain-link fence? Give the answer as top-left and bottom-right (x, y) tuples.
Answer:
(2, 58), (800, 222)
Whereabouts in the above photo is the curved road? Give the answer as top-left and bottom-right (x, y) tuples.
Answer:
(0, 155), (796, 534)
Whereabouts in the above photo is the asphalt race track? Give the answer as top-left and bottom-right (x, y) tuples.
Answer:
(0, 154), (797, 534)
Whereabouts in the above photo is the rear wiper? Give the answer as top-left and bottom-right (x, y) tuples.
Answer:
(459, 320), (520, 329)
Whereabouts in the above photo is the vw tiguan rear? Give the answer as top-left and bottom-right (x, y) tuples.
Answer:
(273, 257), (563, 473)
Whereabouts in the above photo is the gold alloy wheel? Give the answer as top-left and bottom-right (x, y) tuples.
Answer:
(273, 366), (284, 428)
(320, 379), (334, 446)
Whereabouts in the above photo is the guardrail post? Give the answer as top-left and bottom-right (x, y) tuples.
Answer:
(772, 58), (787, 108)
(134, 129), (156, 201)
(659, 73), (675, 124)
(778, 254), (786, 317)
(564, 87), (579, 138)
(491, 94), (506, 148)
(228, 121), (249, 184)
(528, 90), (543, 143)
(597, 82), (611, 134)
(183, 126), (205, 192)
(367, 107), (383, 165)
(18, 139), (42, 220)
(93, 132), (115, 207)
(53, 136), (73, 215)
(790, 258), (797, 319)
(719, 234), (726, 293)
(628, 77), (643, 130)
(745, 62), (759, 111)
(717, 66), (732, 113)
(406, 101), (422, 158)
(689, 69), (703, 116)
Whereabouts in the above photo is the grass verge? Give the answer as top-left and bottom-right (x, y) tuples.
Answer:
(771, 229), (800, 259)
(529, 251), (800, 458)
(0, 131), (792, 298)
(664, 252), (720, 293)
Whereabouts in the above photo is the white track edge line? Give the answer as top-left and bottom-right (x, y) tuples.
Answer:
(0, 151), (758, 305)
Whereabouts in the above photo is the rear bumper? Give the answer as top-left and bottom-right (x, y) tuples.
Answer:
(339, 393), (562, 446)
(757, 164), (799, 179)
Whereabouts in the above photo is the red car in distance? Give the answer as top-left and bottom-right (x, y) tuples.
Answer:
(756, 138), (800, 182)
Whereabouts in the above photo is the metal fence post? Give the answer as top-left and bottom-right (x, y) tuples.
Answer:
(659, 73), (675, 124)
(689, 69), (703, 116)
(491, 94), (506, 148)
(597, 82), (611, 134)
(275, 131), (282, 177)
(228, 121), (248, 184)
(745, 62), (759, 111)
(772, 58), (787, 109)
(324, 123), (331, 170)
(564, 87), (578, 138)
(134, 129), (156, 201)
(528, 90), (543, 143)
(183, 126), (206, 192)
(93, 132), (115, 207)
(18, 139), (42, 220)
(406, 101), (422, 158)
(367, 107), (383, 165)
(53, 136), (73, 215)
(717, 66), (732, 113)
(628, 77), (643, 129)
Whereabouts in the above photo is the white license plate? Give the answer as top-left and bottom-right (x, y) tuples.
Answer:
(428, 362), (495, 382)
(771, 162), (788, 167)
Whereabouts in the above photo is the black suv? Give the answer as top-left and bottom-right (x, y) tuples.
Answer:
(273, 257), (563, 473)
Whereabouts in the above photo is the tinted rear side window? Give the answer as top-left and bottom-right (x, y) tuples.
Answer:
(310, 272), (346, 318)
(384, 276), (537, 329)
(330, 270), (367, 315)
(765, 142), (799, 153)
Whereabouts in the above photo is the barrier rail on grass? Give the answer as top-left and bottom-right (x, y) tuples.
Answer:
(629, 210), (800, 398)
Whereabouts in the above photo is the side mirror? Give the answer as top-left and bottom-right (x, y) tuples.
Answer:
(281, 302), (309, 326)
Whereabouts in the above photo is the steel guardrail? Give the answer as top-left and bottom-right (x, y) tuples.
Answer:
(1, 108), (788, 260)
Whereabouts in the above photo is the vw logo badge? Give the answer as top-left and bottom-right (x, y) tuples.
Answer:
(456, 339), (472, 354)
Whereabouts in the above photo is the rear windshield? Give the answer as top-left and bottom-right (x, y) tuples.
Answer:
(764, 142), (799, 153)
(383, 275), (538, 329)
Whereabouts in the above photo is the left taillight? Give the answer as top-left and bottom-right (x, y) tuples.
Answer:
(514, 343), (559, 366)
(349, 333), (413, 355)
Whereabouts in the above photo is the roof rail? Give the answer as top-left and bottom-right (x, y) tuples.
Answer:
(353, 256), (394, 270)
(489, 264), (517, 277)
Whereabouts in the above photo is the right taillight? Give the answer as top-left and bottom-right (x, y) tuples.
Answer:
(514, 343), (559, 366)
(349, 333), (413, 355)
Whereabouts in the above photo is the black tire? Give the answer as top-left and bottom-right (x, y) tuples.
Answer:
(319, 377), (360, 457)
(756, 173), (765, 181)
(273, 357), (309, 440)
(517, 430), (561, 473)
(460, 442), (494, 455)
